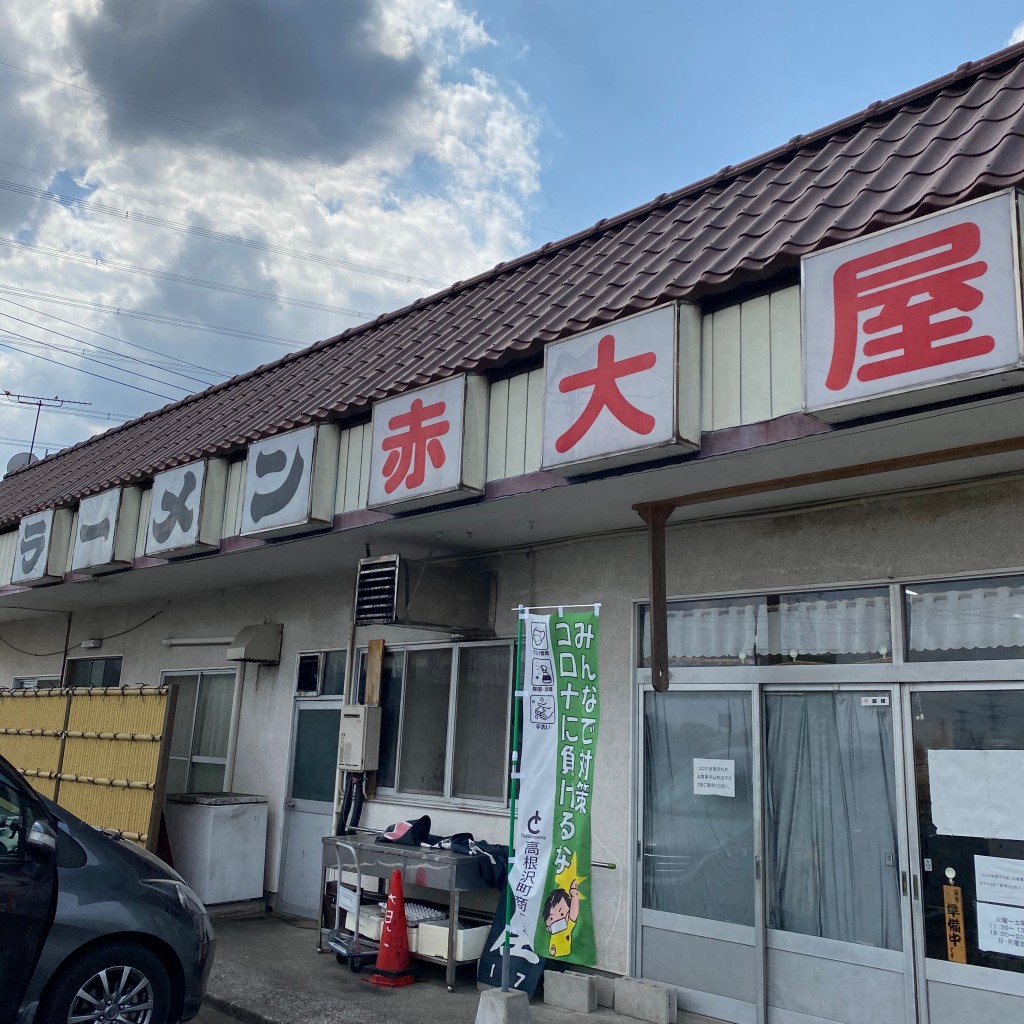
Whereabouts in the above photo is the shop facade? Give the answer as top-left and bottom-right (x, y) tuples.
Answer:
(3, 42), (1024, 1024)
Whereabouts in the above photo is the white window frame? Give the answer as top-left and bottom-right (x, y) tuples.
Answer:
(361, 638), (514, 809)
(162, 667), (241, 795)
(293, 648), (347, 697)
(11, 675), (59, 690)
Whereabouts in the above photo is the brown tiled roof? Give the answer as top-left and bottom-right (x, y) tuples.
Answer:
(3, 43), (1024, 525)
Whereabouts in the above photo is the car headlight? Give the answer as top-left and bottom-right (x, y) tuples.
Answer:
(142, 878), (209, 917)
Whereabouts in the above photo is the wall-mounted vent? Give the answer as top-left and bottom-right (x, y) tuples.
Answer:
(354, 554), (494, 636)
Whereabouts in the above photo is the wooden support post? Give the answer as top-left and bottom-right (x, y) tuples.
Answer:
(362, 639), (384, 799)
(638, 504), (673, 692)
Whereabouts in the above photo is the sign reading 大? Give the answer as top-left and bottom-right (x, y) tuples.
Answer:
(11, 508), (73, 586)
(541, 304), (700, 474)
(145, 459), (228, 557)
(71, 487), (142, 574)
(803, 191), (1024, 420)
(367, 375), (488, 511)
(240, 425), (340, 538)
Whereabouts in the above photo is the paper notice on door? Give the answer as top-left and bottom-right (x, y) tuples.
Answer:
(928, 749), (1024, 841)
(978, 901), (1024, 957)
(975, 856), (1024, 908)
(693, 758), (735, 797)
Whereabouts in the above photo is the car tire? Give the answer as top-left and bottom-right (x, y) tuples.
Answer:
(40, 940), (171, 1024)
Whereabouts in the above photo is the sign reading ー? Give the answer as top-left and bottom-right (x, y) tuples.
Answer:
(71, 488), (141, 574)
(804, 192), (1023, 418)
(542, 305), (697, 473)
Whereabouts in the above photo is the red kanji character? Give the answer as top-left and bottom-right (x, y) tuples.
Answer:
(381, 397), (449, 493)
(827, 221), (994, 392)
(554, 334), (657, 453)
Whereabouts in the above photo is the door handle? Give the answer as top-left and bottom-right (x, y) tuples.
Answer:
(285, 799), (296, 809)
(912, 875), (920, 901)
(901, 871), (908, 897)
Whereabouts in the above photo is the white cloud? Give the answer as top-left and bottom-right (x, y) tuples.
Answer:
(1011, 21), (1024, 45)
(0, 0), (541, 465)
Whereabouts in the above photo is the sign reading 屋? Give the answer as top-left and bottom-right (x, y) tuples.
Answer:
(541, 304), (700, 474)
(367, 375), (488, 511)
(804, 191), (1024, 420)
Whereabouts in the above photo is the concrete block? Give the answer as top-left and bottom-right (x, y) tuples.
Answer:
(592, 975), (615, 1008)
(544, 970), (597, 1013)
(614, 977), (677, 1024)
(475, 988), (531, 1024)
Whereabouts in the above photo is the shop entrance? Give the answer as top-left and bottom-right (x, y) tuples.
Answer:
(637, 681), (1024, 1024)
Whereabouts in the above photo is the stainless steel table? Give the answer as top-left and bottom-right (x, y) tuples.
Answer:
(320, 834), (496, 990)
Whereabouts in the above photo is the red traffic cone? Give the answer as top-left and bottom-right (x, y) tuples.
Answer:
(366, 868), (416, 987)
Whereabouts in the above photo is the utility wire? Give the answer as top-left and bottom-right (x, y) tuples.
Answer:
(0, 234), (372, 317)
(0, 398), (128, 424)
(0, 60), (559, 236)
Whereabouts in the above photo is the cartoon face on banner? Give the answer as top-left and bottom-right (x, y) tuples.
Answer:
(368, 377), (468, 506)
(542, 305), (677, 471)
(146, 461), (208, 554)
(72, 490), (121, 571)
(804, 192), (1022, 414)
(12, 508), (56, 583)
(241, 427), (316, 535)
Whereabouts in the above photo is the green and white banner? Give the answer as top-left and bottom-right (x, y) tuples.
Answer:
(509, 609), (600, 966)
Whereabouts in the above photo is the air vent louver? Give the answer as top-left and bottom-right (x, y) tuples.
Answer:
(354, 555), (400, 625)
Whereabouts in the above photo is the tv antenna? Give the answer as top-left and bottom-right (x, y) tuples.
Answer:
(2, 392), (92, 457)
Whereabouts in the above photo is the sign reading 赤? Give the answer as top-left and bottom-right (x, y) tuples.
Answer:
(804, 192), (1023, 419)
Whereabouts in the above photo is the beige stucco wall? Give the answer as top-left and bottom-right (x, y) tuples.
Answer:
(4, 473), (1024, 975)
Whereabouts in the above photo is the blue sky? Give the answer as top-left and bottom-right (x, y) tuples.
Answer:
(0, 1), (1022, 457)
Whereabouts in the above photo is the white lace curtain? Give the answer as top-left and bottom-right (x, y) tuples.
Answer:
(908, 585), (1024, 652)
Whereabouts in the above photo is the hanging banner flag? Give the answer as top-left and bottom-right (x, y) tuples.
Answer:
(509, 609), (600, 967)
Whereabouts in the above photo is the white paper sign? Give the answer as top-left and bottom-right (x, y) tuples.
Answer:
(146, 461), (207, 554)
(975, 856), (1024, 908)
(804, 192), (1021, 414)
(928, 749), (1024, 841)
(241, 426), (316, 535)
(978, 901), (1024, 956)
(693, 758), (735, 797)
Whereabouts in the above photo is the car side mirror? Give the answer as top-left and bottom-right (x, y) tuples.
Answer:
(27, 820), (58, 862)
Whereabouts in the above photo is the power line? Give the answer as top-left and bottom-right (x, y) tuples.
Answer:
(0, 59), (559, 236)
(0, 392), (91, 457)
(0, 397), (127, 424)
(0, 234), (372, 317)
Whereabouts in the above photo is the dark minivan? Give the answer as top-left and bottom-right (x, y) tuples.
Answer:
(0, 752), (214, 1024)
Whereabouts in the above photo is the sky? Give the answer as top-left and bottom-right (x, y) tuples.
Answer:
(0, 1), (1023, 468)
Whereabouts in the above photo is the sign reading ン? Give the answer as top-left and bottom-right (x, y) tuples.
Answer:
(804, 192), (1023, 418)
(508, 610), (600, 967)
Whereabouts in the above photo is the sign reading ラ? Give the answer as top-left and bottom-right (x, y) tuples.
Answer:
(804, 191), (1024, 420)
(11, 508), (73, 585)
(368, 375), (487, 511)
(542, 304), (700, 474)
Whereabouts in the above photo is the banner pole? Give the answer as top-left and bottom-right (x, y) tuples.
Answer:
(502, 607), (526, 993)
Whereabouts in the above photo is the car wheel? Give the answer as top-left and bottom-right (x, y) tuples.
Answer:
(41, 941), (171, 1024)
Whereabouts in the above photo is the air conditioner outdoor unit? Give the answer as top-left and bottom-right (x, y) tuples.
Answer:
(353, 555), (494, 636)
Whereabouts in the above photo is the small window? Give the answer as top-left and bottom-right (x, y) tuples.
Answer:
(164, 670), (238, 794)
(12, 675), (59, 690)
(358, 642), (512, 804)
(0, 771), (34, 859)
(294, 650), (346, 696)
(65, 657), (122, 687)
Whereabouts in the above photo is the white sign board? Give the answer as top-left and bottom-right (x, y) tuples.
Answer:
(241, 426), (317, 535)
(978, 901), (1024, 957)
(928, 749), (1024, 841)
(72, 490), (122, 571)
(368, 375), (485, 510)
(542, 305), (685, 472)
(975, 855), (1024, 908)
(12, 508), (69, 584)
(693, 758), (735, 797)
(146, 461), (208, 555)
(804, 192), (1022, 418)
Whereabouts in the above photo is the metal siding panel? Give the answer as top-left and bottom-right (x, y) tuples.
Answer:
(486, 378), (509, 482)
(343, 426), (363, 513)
(0, 529), (15, 585)
(524, 368), (544, 473)
(135, 489), (152, 558)
(335, 426), (351, 513)
(223, 461), (244, 537)
(505, 374), (529, 477)
(357, 423), (372, 509)
(711, 304), (742, 429)
(701, 312), (715, 433)
(740, 294), (773, 423)
(769, 285), (804, 416)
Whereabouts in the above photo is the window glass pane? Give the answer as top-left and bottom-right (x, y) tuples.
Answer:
(638, 587), (891, 667)
(167, 674), (199, 758)
(764, 692), (901, 949)
(397, 649), (452, 797)
(0, 773), (29, 857)
(642, 691), (754, 925)
(291, 707), (341, 803)
(360, 650), (404, 789)
(912, 689), (1024, 973)
(165, 756), (190, 796)
(322, 651), (347, 696)
(66, 657), (122, 686)
(452, 646), (511, 801)
(906, 576), (1024, 661)
(296, 655), (320, 693)
(189, 762), (225, 794)
(192, 673), (235, 758)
